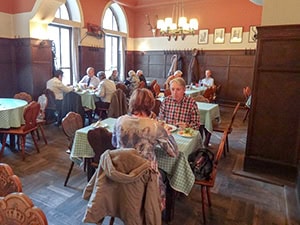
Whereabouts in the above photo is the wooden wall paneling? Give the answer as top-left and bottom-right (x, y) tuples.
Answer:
(125, 51), (134, 79)
(78, 46), (105, 80)
(244, 25), (300, 181)
(148, 51), (166, 86)
(0, 38), (17, 97)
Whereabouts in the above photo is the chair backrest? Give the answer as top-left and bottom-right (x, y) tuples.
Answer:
(243, 86), (251, 100)
(164, 89), (171, 97)
(149, 79), (157, 91)
(0, 163), (22, 197)
(61, 112), (83, 142)
(193, 94), (209, 103)
(87, 127), (115, 163)
(14, 92), (32, 103)
(152, 99), (161, 116)
(152, 82), (161, 98)
(203, 86), (217, 102)
(43, 89), (56, 110)
(138, 81), (146, 89)
(214, 129), (228, 164)
(0, 192), (48, 225)
(228, 102), (241, 131)
(116, 83), (129, 97)
(23, 101), (41, 131)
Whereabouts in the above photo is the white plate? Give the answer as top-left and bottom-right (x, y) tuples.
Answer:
(177, 129), (197, 138)
(164, 124), (177, 132)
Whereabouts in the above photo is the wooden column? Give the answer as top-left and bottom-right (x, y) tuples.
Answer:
(244, 25), (300, 181)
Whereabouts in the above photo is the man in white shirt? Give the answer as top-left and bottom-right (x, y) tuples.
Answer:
(95, 71), (116, 119)
(201, 69), (215, 87)
(79, 67), (100, 89)
(46, 70), (73, 125)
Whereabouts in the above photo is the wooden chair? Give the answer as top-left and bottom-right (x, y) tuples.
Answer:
(194, 129), (228, 224)
(0, 101), (41, 160)
(164, 88), (171, 97)
(0, 192), (48, 225)
(202, 85), (217, 103)
(14, 92), (32, 103)
(61, 112), (83, 186)
(116, 83), (129, 97)
(0, 163), (22, 197)
(152, 82), (161, 98)
(193, 94), (209, 103)
(87, 127), (115, 181)
(152, 99), (161, 116)
(213, 102), (240, 154)
(138, 80), (146, 89)
(243, 86), (251, 122)
(149, 79), (157, 91)
(43, 89), (57, 124)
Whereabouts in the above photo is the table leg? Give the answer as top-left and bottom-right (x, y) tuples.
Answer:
(163, 180), (176, 223)
(203, 128), (212, 147)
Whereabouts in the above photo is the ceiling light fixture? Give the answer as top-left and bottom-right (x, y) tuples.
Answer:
(156, 0), (198, 41)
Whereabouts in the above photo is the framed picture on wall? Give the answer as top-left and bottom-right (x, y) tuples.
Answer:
(213, 28), (225, 44)
(248, 25), (257, 43)
(230, 26), (243, 43)
(198, 29), (209, 44)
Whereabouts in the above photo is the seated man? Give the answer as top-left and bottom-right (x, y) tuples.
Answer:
(95, 71), (116, 119)
(46, 70), (73, 125)
(109, 69), (119, 83)
(79, 67), (100, 89)
(159, 77), (200, 130)
(200, 69), (214, 87)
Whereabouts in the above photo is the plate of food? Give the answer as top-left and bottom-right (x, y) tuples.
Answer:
(164, 124), (177, 133)
(91, 121), (108, 128)
(177, 128), (197, 138)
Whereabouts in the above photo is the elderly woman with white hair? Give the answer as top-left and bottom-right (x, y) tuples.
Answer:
(126, 69), (140, 95)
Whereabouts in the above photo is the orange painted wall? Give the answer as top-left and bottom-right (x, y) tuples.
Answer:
(0, 0), (262, 38)
(132, 0), (262, 38)
(0, 0), (35, 14)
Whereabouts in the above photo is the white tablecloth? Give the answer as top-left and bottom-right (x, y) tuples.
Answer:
(0, 98), (27, 129)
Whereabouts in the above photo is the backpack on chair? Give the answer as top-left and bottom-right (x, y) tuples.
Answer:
(188, 148), (214, 181)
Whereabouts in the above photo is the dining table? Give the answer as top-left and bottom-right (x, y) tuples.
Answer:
(185, 85), (207, 97)
(197, 102), (221, 146)
(71, 117), (203, 196)
(0, 98), (27, 129)
(74, 89), (97, 110)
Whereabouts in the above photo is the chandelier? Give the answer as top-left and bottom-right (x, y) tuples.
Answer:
(156, 0), (198, 41)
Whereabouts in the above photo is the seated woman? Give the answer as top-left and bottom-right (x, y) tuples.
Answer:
(112, 88), (178, 210)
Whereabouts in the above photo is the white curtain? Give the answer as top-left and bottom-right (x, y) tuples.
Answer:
(72, 27), (80, 83)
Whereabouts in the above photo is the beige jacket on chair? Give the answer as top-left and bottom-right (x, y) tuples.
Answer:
(82, 148), (162, 225)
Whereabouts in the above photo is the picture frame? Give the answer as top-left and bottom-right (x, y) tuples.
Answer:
(198, 29), (209, 44)
(230, 26), (243, 43)
(248, 25), (257, 43)
(213, 28), (225, 44)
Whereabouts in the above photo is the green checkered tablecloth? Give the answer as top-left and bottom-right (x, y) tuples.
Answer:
(197, 102), (221, 133)
(71, 117), (203, 195)
(75, 90), (97, 110)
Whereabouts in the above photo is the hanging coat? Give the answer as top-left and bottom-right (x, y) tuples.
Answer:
(187, 48), (200, 84)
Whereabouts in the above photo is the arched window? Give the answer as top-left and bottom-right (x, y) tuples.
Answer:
(103, 3), (127, 81)
(48, 1), (81, 85)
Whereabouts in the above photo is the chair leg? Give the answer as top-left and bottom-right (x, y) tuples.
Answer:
(226, 136), (229, 152)
(30, 131), (40, 153)
(201, 186), (206, 224)
(64, 161), (74, 186)
(20, 135), (26, 160)
(38, 125), (48, 145)
(109, 217), (115, 225)
(206, 187), (211, 207)
(243, 108), (249, 122)
(0, 134), (8, 159)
